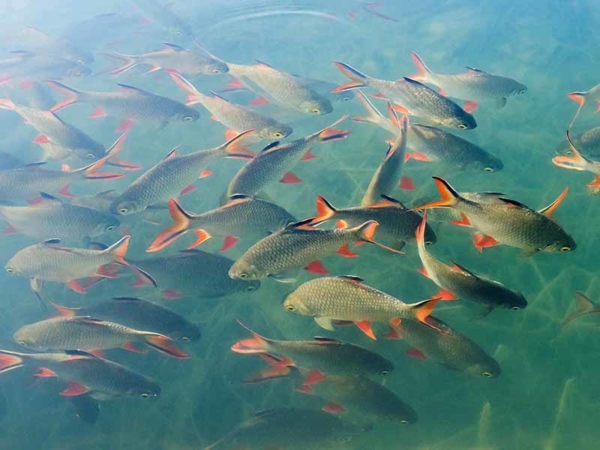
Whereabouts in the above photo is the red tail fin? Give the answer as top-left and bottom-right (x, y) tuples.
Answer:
(50, 301), (78, 318)
(413, 177), (460, 210)
(107, 235), (130, 265)
(0, 350), (24, 374)
(46, 81), (81, 112)
(144, 334), (189, 359)
(310, 195), (337, 225)
(147, 198), (192, 252)
(231, 320), (271, 354)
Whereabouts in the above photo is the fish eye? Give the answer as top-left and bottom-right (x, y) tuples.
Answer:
(311, 108), (321, 114)
(273, 132), (284, 138)
(6, 268), (13, 273)
(211, 68), (222, 74)
(181, 337), (189, 342)
(560, 246), (572, 252)
(140, 393), (150, 398)
(380, 370), (389, 375)
(342, 96), (351, 102)
(400, 420), (409, 425)
(425, 240), (433, 245)
(86, 153), (95, 159)
(482, 371), (493, 378)
(183, 116), (194, 122)
(565, 150), (573, 156)
(174, 30), (183, 36)
(119, 207), (128, 214)
(511, 306), (520, 311)
(285, 305), (295, 311)
(238, 273), (248, 279)
(106, 225), (115, 231)
(484, 167), (494, 172)
(18, 341), (26, 346)
(519, 90), (526, 94)
(245, 284), (257, 292)
(458, 124), (467, 129)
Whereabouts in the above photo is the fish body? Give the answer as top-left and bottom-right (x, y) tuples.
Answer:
(555, 127), (600, 159)
(400, 316), (501, 378)
(107, 43), (228, 76)
(229, 219), (396, 281)
(148, 195), (295, 252)
(333, 62), (476, 129)
(227, 61), (333, 115)
(0, 193), (119, 241)
(205, 408), (355, 450)
(416, 177), (576, 254)
(310, 195), (435, 249)
(415, 214), (527, 316)
(226, 116), (349, 199)
(283, 275), (440, 338)
(361, 115), (408, 205)
(0, 349), (160, 399)
(47, 81), (200, 129)
(51, 297), (201, 342)
(0, 99), (105, 160)
(232, 324), (394, 378)
(14, 316), (188, 358)
(132, 249), (260, 299)
(0, 52), (91, 83)
(553, 131), (600, 194)
(17, 26), (94, 64)
(110, 131), (254, 216)
(410, 52), (526, 110)
(128, 0), (193, 37)
(170, 72), (292, 140)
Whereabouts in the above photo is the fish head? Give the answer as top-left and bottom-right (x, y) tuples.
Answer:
(300, 98), (333, 116)
(540, 235), (576, 253)
(110, 198), (144, 216)
(228, 259), (264, 281)
(179, 323), (202, 342)
(65, 65), (92, 79)
(5, 253), (29, 277)
(466, 359), (501, 379)
(505, 290), (528, 311)
(282, 291), (312, 315)
(128, 379), (161, 399)
(13, 326), (44, 350)
(91, 215), (121, 237)
(258, 123), (294, 140)
(472, 154), (504, 173)
(203, 59), (229, 75)
(443, 111), (477, 130)
(510, 82), (527, 97)
(239, 279), (261, 293)
(174, 108), (200, 124)
(423, 222), (437, 245)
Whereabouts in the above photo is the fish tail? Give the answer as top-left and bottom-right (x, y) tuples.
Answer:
(147, 198), (192, 252)
(414, 177), (461, 210)
(561, 291), (600, 328)
(332, 62), (369, 93)
(104, 236), (157, 287)
(409, 51), (432, 82)
(74, 156), (123, 181)
(219, 128), (256, 160)
(412, 297), (440, 324)
(103, 51), (139, 75)
(168, 71), (203, 105)
(415, 211), (428, 251)
(309, 195), (338, 225)
(552, 130), (589, 171)
(231, 320), (272, 354)
(0, 98), (16, 111)
(355, 220), (404, 254)
(352, 90), (388, 127)
(143, 334), (189, 359)
(243, 354), (292, 383)
(50, 301), (78, 318)
(46, 81), (82, 112)
(0, 349), (25, 374)
(309, 115), (351, 143)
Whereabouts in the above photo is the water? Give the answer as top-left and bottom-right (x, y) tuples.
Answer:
(0, 0), (598, 448)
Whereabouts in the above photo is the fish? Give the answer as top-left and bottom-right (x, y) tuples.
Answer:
(50, 297), (201, 342)
(398, 315), (502, 378)
(553, 131), (600, 194)
(248, 358), (416, 425)
(0, 139), (124, 201)
(128, 0), (193, 38)
(567, 84), (600, 129)
(46, 81), (200, 132)
(0, 98), (106, 161)
(232, 322), (394, 380)
(412, 191), (509, 224)
(130, 249), (260, 300)
(415, 213), (527, 318)
(61, 13), (141, 49)
(109, 130), (255, 216)
(409, 51), (527, 112)
(10, 80), (56, 110)
(555, 126), (600, 159)
(204, 407), (355, 450)
(225, 116), (350, 200)
(0, 349), (160, 399)
(353, 91), (503, 172)
(16, 26), (94, 64)
(413, 177), (576, 255)
(309, 194), (436, 251)
(0, 192), (120, 242)
(14, 316), (189, 358)
(561, 291), (600, 328)
(226, 60), (333, 114)
(0, 151), (24, 170)
(170, 71), (293, 141)
(283, 275), (442, 339)
(5, 235), (156, 297)
(228, 219), (402, 281)
(0, 52), (91, 84)
(105, 43), (228, 76)
(148, 195), (295, 252)
(332, 61), (476, 129)
(361, 114), (412, 205)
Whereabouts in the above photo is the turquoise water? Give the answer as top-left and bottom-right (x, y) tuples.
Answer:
(0, 1), (598, 449)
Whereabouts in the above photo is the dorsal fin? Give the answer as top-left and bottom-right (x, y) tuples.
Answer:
(116, 83), (151, 95)
(71, 316), (104, 324)
(260, 141), (280, 153)
(313, 336), (342, 343)
(338, 275), (364, 283)
(39, 192), (63, 203)
(162, 42), (185, 52)
(450, 261), (478, 278)
(65, 349), (98, 358)
(402, 77), (427, 87)
(284, 218), (316, 231)
(498, 197), (528, 208)
(369, 195), (406, 209)
(162, 145), (182, 161)
(41, 238), (61, 245)
(255, 59), (276, 70)
(112, 297), (142, 303)
(223, 194), (253, 208)
(465, 66), (486, 74)
(229, 193), (254, 201)
(538, 188), (569, 218)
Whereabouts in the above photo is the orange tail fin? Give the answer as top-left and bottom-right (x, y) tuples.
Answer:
(356, 220), (404, 254)
(50, 302), (78, 318)
(309, 115), (351, 143)
(144, 334), (189, 359)
(309, 195), (337, 225)
(107, 236), (158, 287)
(412, 297), (440, 323)
(0, 350), (24, 374)
(46, 80), (81, 112)
(413, 177), (460, 210)
(231, 320), (272, 354)
(147, 198), (192, 252)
